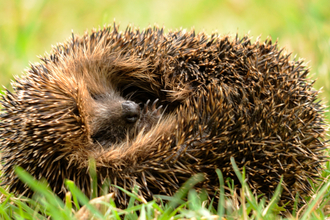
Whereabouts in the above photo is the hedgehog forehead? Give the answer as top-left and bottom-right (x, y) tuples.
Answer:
(90, 89), (126, 110)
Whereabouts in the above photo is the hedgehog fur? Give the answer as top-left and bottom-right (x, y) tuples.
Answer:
(0, 25), (328, 209)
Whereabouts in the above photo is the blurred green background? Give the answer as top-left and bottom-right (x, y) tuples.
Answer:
(1, 0), (329, 119)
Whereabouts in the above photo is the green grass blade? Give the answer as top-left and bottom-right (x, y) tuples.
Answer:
(301, 178), (330, 220)
(65, 180), (104, 219)
(159, 173), (205, 220)
(216, 169), (225, 218)
(15, 166), (71, 219)
(89, 158), (98, 199)
(262, 177), (283, 216)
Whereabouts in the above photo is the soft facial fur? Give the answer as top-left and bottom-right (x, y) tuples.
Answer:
(0, 25), (328, 209)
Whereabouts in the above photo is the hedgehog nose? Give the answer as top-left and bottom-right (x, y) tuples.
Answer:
(122, 101), (140, 123)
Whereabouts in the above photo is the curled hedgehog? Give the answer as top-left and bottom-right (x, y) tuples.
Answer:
(0, 25), (328, 209)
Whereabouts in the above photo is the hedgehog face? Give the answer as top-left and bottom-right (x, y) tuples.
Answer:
(90, 91), (162, 146)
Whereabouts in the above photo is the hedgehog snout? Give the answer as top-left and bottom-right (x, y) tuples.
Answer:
(121, 101), (141, 123)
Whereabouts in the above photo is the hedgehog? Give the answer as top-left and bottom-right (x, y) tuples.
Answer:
(0, 24), (328, 209)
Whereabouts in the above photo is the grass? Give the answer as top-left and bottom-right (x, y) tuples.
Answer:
(0, 0), (330, 219)
(1, 158), (330, 220)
